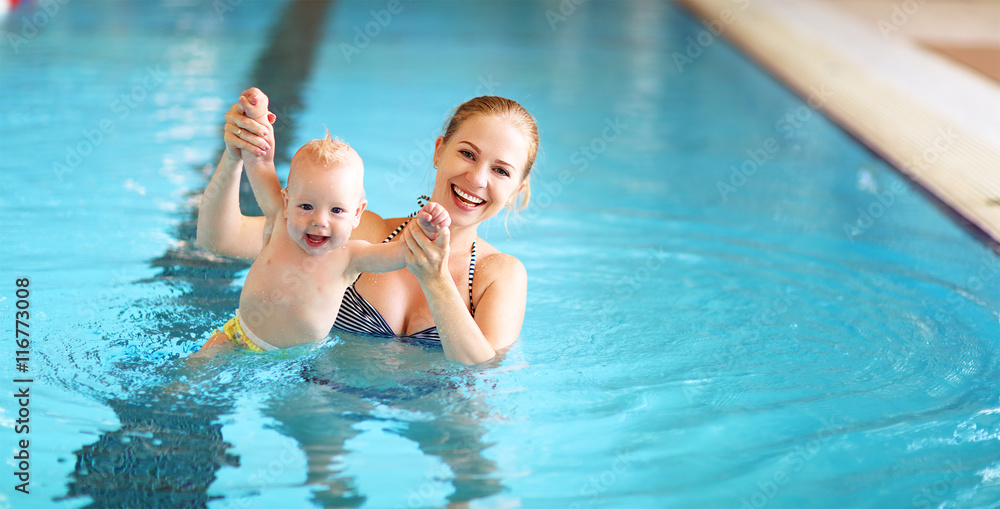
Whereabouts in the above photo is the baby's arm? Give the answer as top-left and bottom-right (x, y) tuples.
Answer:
(239, 91), (282, 219)
(347, 202), (451, 275)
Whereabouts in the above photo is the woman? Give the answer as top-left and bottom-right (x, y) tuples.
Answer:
(197, 88), (538, 365)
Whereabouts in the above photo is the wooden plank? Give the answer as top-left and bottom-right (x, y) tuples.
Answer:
(678, 0), (1000, 244)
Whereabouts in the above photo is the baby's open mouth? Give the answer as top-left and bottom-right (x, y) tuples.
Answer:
(305, 234), (329, 247)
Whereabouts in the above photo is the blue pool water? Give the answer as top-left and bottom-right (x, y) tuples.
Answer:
(2, 1), (999, 507)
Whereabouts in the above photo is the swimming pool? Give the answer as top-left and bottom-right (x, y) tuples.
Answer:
(2, 0), (998, 507)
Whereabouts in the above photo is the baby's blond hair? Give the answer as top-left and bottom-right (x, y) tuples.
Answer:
(288, 130), (364, 190)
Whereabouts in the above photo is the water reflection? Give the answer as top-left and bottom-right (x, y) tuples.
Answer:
(260, 345), (506, 506)
(61, 395), (238, 507)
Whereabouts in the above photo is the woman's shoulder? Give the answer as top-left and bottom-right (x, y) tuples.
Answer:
(474, 238), (526, 282)
(356, 210), (408, 243)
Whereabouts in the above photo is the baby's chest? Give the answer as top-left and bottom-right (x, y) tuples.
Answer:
(249, 249), (348, 301)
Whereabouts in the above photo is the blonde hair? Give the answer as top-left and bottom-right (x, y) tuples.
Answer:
(288, 130), (363, 188)
(441, 96), (538, 212)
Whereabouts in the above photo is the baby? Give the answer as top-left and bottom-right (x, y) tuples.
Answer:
(195, 93), (448, 356)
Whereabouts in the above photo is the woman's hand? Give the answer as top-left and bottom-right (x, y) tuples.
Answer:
(402, 221), (451, 283)
(402, 224), (506, 364)
(224, 87), (276, 160)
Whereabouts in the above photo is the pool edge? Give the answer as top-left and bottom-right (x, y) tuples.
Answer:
(676, 0), (1000, 246)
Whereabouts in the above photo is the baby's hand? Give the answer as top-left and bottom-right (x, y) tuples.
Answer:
(224, 88), (274, 161)
(240, 90), (270, 121)
(238, 90), (273, 162)
(415, 202), (450, 241)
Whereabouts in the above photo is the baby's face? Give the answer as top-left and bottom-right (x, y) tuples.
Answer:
(283, 159), (365, 256)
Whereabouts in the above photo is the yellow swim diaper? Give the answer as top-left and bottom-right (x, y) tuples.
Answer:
(213, 309), (276, 353)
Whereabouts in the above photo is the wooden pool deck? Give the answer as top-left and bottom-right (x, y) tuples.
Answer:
(677, 0), (1000, 244)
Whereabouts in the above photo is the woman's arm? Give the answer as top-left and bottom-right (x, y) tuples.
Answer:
(195, 89), (276, 260)
(196, 151), (265, 260)
(402, 227), (525, 365)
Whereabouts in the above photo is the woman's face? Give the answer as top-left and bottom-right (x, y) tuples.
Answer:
(431, 115), (529, 228)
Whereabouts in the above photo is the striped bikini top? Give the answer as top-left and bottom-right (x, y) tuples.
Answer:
(332, 212), (477, 345)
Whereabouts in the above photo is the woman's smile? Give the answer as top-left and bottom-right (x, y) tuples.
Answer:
(452, 184), (486, 209)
